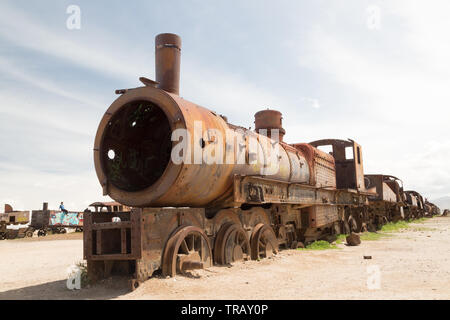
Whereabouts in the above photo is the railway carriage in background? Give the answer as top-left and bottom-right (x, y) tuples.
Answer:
(0, 204), (33, 240)
(0, 204), (30, 225)
(31, 202), (84, 236)
(364, 175), (406, 224)
(82, 33), (441, 289)
(403, 190), (425, 219)
(425, 201), (441, 216)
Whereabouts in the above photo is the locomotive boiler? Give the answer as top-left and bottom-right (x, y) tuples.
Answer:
(84, 33), (392, 289)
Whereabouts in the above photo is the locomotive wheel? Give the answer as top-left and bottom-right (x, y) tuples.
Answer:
(25, 231), (33, 238)
(162, 226), (212, 277)
(348, 216), (359, 233)
(214, 223), (250, 265)
(37, 230), (46, 237)
(332, 222), (341, 235)
(376, 216), (388, 229)
(342, 221), (351, 235)
(367, 222), (377, 232)
(250, 224), (278, 260)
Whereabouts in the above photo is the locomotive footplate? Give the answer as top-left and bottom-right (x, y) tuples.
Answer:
(233, 175), (372, 207)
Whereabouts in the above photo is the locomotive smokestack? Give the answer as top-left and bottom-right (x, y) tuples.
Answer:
(155, 33), (182, 95)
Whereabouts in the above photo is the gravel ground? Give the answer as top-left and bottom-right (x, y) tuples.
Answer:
(0, 217), (449, 300)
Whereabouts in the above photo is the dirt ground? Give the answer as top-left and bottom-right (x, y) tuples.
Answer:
(1, 217), (449, 300)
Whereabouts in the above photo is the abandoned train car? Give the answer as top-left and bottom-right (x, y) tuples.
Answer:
(84, 33), (439, 289)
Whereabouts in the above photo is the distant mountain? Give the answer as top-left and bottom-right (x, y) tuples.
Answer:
(431, 196), (450, 210)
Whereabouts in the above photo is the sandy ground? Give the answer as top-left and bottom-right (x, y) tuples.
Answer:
(0, 217), (449, 300)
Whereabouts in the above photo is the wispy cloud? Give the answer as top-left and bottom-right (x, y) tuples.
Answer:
(0, 57), (103, 109)
(0, 2), (142, 80)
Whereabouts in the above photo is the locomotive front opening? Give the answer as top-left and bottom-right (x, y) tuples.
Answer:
(100, 100), (172, 192)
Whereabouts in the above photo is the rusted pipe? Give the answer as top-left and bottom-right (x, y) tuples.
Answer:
(155, 33), (182, 95)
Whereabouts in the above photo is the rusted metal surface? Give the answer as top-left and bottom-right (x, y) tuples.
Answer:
(310, 139), (366, 192)
(0, 221), (33, 240)
(94, 84), (322, 207)
(424, 201), (440, 216)
(403, 190), (426, 219)
(254, 109), (285, 141)
(88, 201), (131, 213)
(364, 175), (403, 203)
(214, 222), (250, 264)
(1, 204), (30, 225)
(155, 33), (181, 95)
(291, 143), (337, 188)
(85, 33), (438, 287)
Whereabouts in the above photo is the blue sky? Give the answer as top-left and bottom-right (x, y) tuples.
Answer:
(1, 0), (449, 210)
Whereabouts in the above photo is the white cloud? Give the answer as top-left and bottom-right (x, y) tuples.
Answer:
(0, 163), (111, 211)
(0, 3), (143, 80)
(291, 1), (450, 198)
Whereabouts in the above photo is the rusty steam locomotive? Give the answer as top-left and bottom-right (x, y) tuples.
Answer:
(84, 33), (440, 288)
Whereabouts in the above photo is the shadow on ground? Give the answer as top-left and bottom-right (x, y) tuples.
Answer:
(0, 277), (130, 300)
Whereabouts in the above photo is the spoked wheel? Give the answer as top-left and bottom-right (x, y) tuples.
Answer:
(162, 226), (212, 277)
(250, 224), (278, 260)
(355, 212), (367, 233)
(214, 223), (250, 265)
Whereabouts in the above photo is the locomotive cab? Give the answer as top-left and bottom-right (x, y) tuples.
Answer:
(309, 139), (367, 192)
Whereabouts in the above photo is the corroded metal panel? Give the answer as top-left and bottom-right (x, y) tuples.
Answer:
(308, 205), (338, 228)
(83, 210), (142, 261)
(233, 175), (368, 208)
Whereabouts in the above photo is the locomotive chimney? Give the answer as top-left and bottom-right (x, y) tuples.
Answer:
(155, 33), (182, 95)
